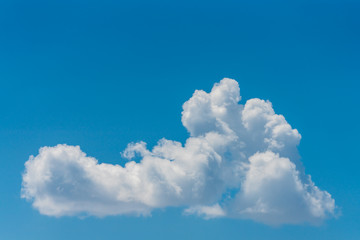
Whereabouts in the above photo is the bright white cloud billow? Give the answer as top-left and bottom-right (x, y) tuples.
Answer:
(21, 78), (335, 225)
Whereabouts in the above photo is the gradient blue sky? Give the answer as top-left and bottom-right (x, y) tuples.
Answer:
(0, 0), (359, 239)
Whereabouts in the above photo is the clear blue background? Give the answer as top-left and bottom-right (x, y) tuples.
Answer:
(0, 0), (359, 239)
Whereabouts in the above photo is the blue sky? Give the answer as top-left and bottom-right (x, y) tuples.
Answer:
(0, 0), (360, 239)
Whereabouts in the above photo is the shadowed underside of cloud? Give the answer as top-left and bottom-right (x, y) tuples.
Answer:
(21, 78), (335, 225)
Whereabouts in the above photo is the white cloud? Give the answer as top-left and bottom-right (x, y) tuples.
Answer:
(21, 78), (335, 225)
(184, 204), (226, 219)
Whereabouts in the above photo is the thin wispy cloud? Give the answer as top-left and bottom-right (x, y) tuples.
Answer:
(21, 78), (335, 225)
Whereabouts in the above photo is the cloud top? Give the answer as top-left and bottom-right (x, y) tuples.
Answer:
(21, 78), (335, 225)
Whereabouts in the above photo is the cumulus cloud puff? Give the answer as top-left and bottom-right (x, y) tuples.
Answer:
(21, 78), (335, 225)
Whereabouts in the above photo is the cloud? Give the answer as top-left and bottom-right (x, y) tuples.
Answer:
(21, 78), (335, 225)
